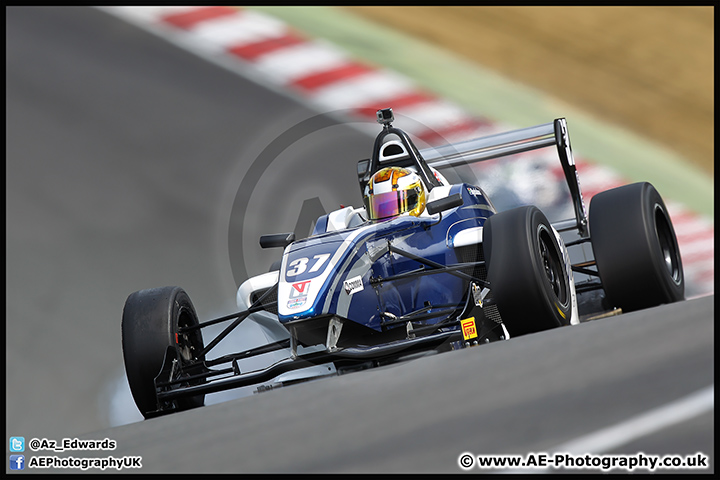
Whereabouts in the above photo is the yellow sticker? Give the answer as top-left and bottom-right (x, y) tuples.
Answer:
(461, 317), (478, 341)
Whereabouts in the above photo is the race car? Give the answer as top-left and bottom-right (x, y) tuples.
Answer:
(121, 109), (684, 418)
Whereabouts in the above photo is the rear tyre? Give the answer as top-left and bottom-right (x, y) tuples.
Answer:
(484, 206), (571, 337)
(589, 182), (684, 311)
(121, 286), (205, 418)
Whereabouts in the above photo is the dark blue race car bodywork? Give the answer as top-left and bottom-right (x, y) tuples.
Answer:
(121, 110), (685, 418)
(276, 183), (495, 347)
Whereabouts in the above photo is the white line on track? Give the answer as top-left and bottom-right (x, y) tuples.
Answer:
(503, 384), (714, 474)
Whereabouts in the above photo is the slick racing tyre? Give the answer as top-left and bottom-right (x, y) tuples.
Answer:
(484, 206), (572, 337)
(122, 286), (205, 418)
(589, 182), (684, 312)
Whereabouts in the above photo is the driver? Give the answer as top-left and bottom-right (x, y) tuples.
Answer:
(363, 166), (426, 220)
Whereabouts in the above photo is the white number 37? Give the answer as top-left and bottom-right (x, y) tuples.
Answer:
(286, 253), (331, 277)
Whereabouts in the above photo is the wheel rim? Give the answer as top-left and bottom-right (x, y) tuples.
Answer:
(655, 205), (682, 284)
(177, 307), (202, 363)
(538, 226), (568, 305)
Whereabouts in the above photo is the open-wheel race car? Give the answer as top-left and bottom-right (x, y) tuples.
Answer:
(122, 109), (684, 418)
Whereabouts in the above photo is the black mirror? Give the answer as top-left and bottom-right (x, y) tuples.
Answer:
(259, 232), (295, 249)
(426, 193), (463, 215)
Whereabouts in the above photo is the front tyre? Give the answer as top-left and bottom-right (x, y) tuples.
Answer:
(121, 286), (205, 418)
(484, 206), (572, 337)
(589, 182), (684, 312)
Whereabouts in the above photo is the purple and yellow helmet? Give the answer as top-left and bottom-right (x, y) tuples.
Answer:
(363, 166), (426, 220)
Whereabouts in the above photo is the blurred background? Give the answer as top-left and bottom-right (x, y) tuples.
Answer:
(6, 6), (713, 448)
(345, 6), (713, 176)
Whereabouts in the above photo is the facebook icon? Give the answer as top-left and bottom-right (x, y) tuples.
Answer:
(10, 455), (25, 470)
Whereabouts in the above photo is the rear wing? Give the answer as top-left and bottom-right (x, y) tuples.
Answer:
(358, 118), (588, 237)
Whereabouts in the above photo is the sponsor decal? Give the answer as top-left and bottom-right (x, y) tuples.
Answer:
(287, 280), (310, 309)
(461, 317), (478, 341)
(343, 275), (364, 295)
(290, 280), (310, 298)
(466, 186), (484, 196)
(287, 297), (308, 309)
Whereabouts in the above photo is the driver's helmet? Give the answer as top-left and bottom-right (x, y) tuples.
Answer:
(363, 166), (426, 220)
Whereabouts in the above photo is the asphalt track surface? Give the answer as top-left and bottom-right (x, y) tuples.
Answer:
(6, 7), (714, 474)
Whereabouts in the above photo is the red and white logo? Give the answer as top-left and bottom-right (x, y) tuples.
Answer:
(290, 280), (310, 298)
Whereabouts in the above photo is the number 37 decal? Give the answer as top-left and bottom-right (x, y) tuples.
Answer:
(285, 253), (331, 278)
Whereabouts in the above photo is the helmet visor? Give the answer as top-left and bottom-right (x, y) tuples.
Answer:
(364, 188), (419, 220)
